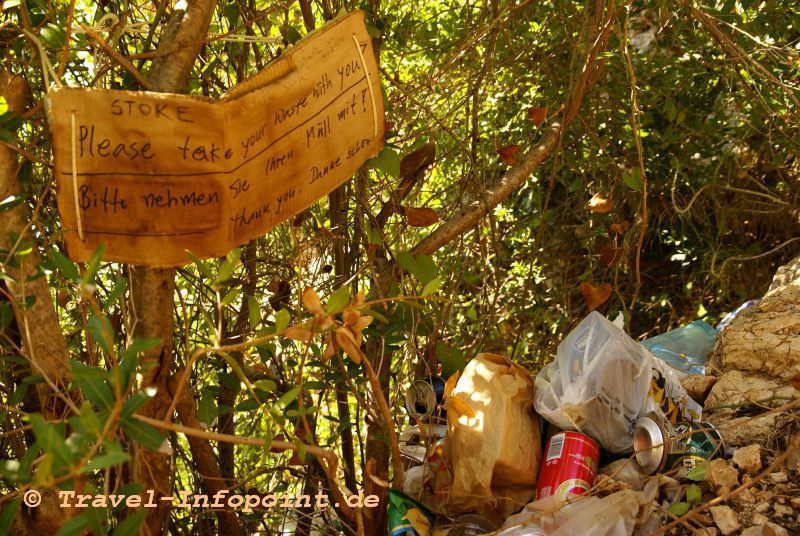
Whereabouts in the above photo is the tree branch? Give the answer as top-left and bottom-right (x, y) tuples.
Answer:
(412, 0), (617, 257)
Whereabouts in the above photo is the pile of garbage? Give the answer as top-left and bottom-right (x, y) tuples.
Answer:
(389, 294), (800, 536)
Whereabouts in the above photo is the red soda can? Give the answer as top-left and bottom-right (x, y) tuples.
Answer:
(536, 431), (599, 500)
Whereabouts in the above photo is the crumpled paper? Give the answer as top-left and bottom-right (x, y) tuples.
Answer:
(444, 353), (542, 521)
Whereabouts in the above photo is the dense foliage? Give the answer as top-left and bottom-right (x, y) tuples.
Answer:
(0, 0), (798, 534)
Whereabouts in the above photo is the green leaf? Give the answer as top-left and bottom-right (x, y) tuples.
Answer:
(40, 23), (66, 49)
(686, 463), (707, 482)
(0, 498), (19, 536)
(86, 314), (114, 354)
(222, 3), (240, 27)
(72, 367), (114, 410)
(366, 147), (401, 177)
(50, 249), (80, 281)
(28, 414), (73, 468)
(397, 252), (438, 285)
(56, 512), (91, 536)
(436, 341), (466, 377)
(685, 483), (702, 503)
(326, 286), (351, 315)
(216, 247), (241, 285)
(275, 308), (290, 333)
(186, 250), (213, 278)
(622, 167), (643, 192)
(0, 302), (15, 329)
(254, 379), (277, 392)
(247, 295), (261, 327)
(220, 352), (259, 403)
(668, 501), (690, 517)
(0, 193), (23, 213)
(220, 288), (240, 307)
(121, 389), (154, 419)
(80, 446), (130, 474)
(77, 401), (102, 437)
(273, 386), (300, 411)
(119, 417), (164, 450)
(280, 24), (302, 45)
(292, 437), (307, 463)
(118, 337), (159, 390)
(104, 277), (128, 307)
(197, 388), (218, 427)
(420, 277), (442, 296)
(82, 243), (106, 284)
(112, 510), (146, 536)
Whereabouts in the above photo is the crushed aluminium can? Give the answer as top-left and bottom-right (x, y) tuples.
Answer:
(405, 375), (446, 422)
(536, 431), (600, 500)
(634, 411), (724, 475)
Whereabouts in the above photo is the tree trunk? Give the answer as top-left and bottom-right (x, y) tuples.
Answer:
(0, 72), (72, 420)
(0, 68), (74, 536)
(129, 2), (219, 534)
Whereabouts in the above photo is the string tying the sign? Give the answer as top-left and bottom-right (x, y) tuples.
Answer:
(351, 34), (378, 138)
(69, 110), (84, 241)
(21, 29), (63, 89)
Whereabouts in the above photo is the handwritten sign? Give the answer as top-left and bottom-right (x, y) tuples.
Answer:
(48, 11), (384, 266)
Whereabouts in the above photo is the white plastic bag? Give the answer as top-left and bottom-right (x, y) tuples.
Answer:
(500, 489), (651, 536)
(534, 312), (701, 453)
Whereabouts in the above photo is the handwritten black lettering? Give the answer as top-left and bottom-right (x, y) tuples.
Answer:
(229, 178), (250, 199)
(312, 73), (333, 98)
(309, 157), (341, 184)
(275, 188), (296, 214)
(141, 189), (220, 209)
(336, 94), (358, 122)
(337, 59), (362, 90)
(109, 99), (177, 121)
(78, 125), (155, 160)
(177, 137), (231, 162)
(231, 202), (271, 233)
(265, 148), (295, 176)
(346, 138), (372, 160)
(305, 117), (332, 148)
(79, 184), (127, 213)
(241, 124), (266, 159)
(274, 96), (309, 125)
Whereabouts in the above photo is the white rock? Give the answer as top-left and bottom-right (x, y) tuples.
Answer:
(754, 501), (770, 513)
(732, 444), (762, 474)
(751, 512), (769, 525)
(705, 459), (739, 488)
(773, 503), (792, 517)
(710, 505), (740, 535)
(763, 522), (789, 536)
(768, 471), (788, 483)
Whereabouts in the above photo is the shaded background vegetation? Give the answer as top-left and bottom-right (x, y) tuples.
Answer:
(0, 0), (799, 534)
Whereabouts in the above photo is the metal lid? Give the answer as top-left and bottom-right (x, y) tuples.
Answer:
(634, 415), (666, 474)
(405, 381), (437, 419)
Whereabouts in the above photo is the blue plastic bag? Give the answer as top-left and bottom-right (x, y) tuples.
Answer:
(641, 320), (716, 375)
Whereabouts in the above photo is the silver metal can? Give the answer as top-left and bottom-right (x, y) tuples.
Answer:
(404, 376), (446, 422)
(634, 412), (723, 475)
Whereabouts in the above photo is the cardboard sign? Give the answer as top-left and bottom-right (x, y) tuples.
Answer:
(48, 11), (384, 266)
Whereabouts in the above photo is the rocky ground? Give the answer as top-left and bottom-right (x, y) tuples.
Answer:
(560, 253), (800, 536)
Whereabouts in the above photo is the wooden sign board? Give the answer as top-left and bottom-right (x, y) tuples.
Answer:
(48, 11), (384, 266)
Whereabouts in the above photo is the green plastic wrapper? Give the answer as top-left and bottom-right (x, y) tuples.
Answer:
(387, 489), (434, 536)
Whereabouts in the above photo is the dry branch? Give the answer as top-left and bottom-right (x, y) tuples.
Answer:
(411, 0), (618, 257)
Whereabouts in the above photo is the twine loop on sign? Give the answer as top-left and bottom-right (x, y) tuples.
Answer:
(351, 34), (379, 138)
(21, 29), (63, 89)
(70, 111), (85, 241)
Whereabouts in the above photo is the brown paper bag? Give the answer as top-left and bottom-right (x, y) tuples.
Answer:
(444, 353), (542, 520)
